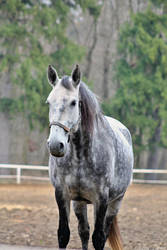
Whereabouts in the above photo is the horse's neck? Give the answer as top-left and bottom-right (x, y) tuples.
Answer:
(72, 127), (92, 146)
(71, 127), (92, 159)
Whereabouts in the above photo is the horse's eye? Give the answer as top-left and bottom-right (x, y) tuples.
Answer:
(70, 100), (77, 107)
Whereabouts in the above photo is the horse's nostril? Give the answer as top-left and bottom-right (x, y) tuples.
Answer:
(48, 141), (66, 157)
(59, 142), (64, 150)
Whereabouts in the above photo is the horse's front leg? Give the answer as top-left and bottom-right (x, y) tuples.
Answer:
(92, 199), (108, 250)
(73, 201), (90, 250)
(55, 188), (70, 249)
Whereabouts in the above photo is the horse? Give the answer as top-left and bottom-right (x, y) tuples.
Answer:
(46, 64), (133, 250)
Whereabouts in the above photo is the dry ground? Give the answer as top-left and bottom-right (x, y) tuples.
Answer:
(0, 183), (166, 250)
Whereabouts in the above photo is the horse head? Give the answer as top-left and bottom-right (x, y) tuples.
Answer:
(46, 64), (81, 157)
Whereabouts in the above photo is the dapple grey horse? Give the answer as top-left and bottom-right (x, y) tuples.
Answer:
(46, 64), (133, 250)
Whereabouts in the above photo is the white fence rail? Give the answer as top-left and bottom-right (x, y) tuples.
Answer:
(0, 164), (49, 184)
(133, 168), (167, 184)
(0, 164), (167, 184)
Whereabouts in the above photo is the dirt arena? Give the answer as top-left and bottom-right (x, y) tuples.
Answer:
(0, 183), (166, 250)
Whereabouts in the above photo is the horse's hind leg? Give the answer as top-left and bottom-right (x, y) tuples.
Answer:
(104, 198), (123, 250)
(92, 200), (108, 250)
(73, 201), (90, 250)
(55, 189), (70, 249)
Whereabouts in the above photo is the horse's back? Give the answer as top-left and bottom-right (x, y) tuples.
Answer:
(105, 116), (132, 146)
(104, 116), (134, 189)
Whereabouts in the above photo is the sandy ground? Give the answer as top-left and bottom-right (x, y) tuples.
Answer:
(0, 183), (166, 250)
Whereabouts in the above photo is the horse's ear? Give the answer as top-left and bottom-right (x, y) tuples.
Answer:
(71, 64), (81, 88)
(47, 65), (59, 86)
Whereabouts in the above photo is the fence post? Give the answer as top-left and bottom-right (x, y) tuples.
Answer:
(16, 167), (21, 184)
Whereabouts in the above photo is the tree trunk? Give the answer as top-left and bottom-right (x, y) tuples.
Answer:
(146, 145), (160, 180)
(146, 109), (161, 180)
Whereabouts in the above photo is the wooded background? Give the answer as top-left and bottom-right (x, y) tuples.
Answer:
(0, 0), (167, 179)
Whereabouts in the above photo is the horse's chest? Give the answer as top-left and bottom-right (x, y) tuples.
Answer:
(64, 169), (97, 202)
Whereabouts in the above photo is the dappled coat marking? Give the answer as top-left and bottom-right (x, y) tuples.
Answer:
(47, 64), (133, 250)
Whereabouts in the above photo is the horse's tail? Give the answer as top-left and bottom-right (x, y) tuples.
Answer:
(108, 216), (123, 250)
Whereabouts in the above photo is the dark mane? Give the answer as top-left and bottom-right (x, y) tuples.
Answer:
(79, 82), (102, 134)
(60, 77), (102, 134)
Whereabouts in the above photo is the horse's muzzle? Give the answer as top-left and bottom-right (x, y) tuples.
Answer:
(47, 141), (66, 157)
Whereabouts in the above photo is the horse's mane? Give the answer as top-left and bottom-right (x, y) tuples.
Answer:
(61, 76), (102, 134)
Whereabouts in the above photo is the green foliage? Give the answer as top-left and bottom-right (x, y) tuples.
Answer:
(0, 98), (21, 115)
(77, 0), (102, 19)
(0, 0), (101, 129)
(150, 0), (167, 7)
(102, 5), (167, 159)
